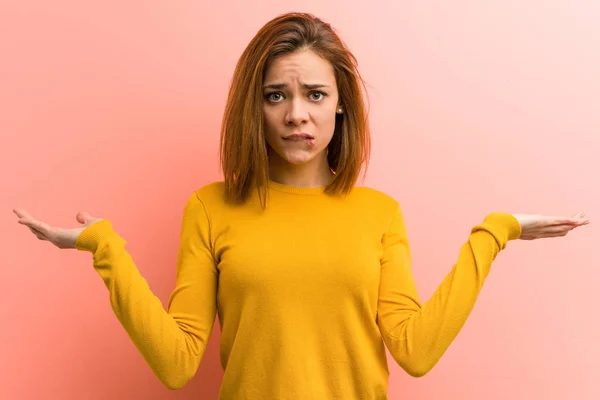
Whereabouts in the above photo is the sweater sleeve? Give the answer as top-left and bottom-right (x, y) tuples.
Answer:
(75, 192), (218, 389)
(377, 204), (522, 377)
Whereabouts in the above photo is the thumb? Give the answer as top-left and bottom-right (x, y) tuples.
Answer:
(76, 211), (94, 225)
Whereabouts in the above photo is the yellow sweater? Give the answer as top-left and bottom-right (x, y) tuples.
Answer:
(75, 180), (522, 399)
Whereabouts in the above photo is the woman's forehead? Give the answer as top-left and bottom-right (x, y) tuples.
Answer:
(264, 50), (335, 84)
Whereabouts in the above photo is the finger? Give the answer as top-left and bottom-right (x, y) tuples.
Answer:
(548, 218), (577, 226)
(19, 218), (52, 235)
(548, 225), (574, 233)
(543, 231), (570, 238)
(24, 224), (47, 240)
(568, 217), (590, 226)
(13, 208), (34, 220)
(568, 212), (589, 224)
(534, 225), (572, 238)
(542, 222), (589, 236)
(32, 230), (46, 240)
(560, 217), (587, 225)
(27, 225), (44, 237)
(532, 227), (571, 239)
(76, 212), (93, 224)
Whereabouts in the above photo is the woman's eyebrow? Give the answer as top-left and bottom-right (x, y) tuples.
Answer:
(263, 83), (330, 90)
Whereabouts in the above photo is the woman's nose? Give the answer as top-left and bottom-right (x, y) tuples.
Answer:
(285, 100), (309, 125)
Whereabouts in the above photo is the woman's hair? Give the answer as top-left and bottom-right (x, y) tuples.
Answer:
(219, 12), (371, 208)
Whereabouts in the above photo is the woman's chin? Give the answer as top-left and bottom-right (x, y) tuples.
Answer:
(281, 150), (318, 165)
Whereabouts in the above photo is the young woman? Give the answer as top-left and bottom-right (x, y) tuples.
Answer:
(13, 12), (588, 399)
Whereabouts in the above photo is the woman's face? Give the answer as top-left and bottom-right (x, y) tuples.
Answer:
(262, 49), (340, 166)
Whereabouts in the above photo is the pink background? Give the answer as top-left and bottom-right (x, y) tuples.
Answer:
(2, 1), (599, 399)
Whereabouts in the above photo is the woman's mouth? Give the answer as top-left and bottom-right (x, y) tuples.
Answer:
(283, 133), (315, 145)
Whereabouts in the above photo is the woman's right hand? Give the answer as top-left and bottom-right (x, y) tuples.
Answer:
(512, 212), (589, 240)
(13, 208), (104, 249)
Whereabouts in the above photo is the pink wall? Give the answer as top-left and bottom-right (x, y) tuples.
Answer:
(2, 1), (599, 399)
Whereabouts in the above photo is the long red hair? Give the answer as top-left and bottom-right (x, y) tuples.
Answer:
(219, 12), (371, 208)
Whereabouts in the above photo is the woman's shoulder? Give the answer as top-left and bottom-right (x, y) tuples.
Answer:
(192, 180), (228, 204)
(351, 184), (399, 208)
(181, 181), (227, 210)
(194, 180), (226, 197)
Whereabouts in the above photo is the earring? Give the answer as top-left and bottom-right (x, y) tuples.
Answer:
(337, 107), (343, 114)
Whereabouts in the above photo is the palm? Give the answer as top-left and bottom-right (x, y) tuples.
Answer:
(513, 212), (589, 240)
(13, 208), (103, 249)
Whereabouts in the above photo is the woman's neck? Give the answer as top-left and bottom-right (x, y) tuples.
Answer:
(268, 153), (333, 188)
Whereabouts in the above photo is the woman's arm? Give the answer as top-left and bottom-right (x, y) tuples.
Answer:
(376, 205), (521, 377)
(377, 203), (587, 377)
(75, 192), (218, 389)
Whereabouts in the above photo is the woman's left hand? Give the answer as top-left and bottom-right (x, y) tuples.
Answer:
(513, 212), (589, 240)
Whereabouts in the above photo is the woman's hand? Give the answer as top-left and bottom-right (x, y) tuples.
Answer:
(513, 212), (589, 240)
(13, 208), (104, 249)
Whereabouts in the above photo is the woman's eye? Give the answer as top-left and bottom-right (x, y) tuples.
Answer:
(266, 92), (283, 102)
(310, 91), (326, 101)
(265, 91), (327, 102)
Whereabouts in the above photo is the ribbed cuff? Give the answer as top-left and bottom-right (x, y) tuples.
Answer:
(471, 212), (522, 248)
(75, 219), (119, 253)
